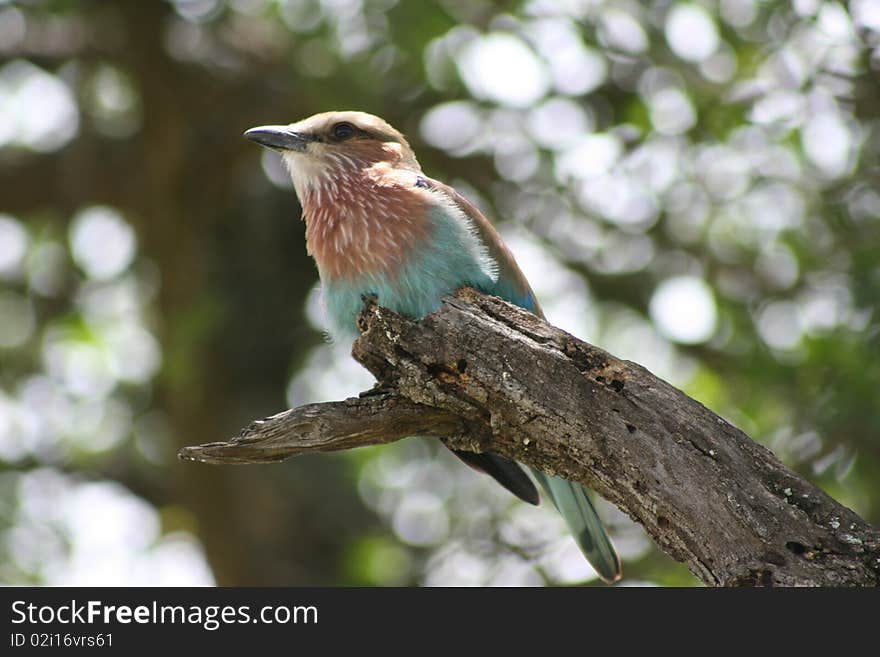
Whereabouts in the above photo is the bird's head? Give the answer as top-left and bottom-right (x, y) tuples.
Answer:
(244, 111), (420, 200)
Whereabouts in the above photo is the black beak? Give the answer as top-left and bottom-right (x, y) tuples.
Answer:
(244, 125), (310, 152)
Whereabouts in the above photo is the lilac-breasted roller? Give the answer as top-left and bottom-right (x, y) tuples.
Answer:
(245, 111), (621, 583)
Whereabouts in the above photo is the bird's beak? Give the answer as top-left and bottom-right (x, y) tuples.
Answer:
(244, 125), (310, 152)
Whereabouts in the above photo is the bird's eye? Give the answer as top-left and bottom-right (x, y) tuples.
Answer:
(332, 122), (355, 140)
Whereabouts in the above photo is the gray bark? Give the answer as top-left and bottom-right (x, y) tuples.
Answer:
(180, 288), (880, 586)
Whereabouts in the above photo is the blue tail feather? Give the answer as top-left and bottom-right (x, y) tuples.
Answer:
(530, 469), (622, 583)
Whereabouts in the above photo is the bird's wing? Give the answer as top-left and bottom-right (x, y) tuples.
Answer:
(421, 176), (545, 319)
(422, 176), (621, 582)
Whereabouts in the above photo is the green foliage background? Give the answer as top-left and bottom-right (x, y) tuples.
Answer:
(0, 0), (877, 586)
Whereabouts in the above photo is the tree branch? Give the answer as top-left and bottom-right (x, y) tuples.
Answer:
(180, 288), (880, 586)
(178, 393), (474, 464)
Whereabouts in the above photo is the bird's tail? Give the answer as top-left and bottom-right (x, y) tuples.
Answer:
(530, 469), (621, 583)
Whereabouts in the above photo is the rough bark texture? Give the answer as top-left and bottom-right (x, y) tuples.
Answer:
(180, 289), (880, 587)
(179, 394), (472, 464)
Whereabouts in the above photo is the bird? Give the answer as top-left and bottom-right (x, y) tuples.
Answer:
(244, 111), (621, 583)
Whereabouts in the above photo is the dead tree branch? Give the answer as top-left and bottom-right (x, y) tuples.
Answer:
(180, 288), (880, 586)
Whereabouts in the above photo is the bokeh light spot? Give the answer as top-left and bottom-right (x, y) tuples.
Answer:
(650, 276), (718, 344)
(527, 97), (591, 150)
(84, 64), (141, 138)
(391, 491), (449, 547)
(801, 111), (853, 178)
(457, 32), (549, 108)
(528, 18), (608, 96)
(69, 207), (137, 280)
(756, 301), (802, 351)
(0, 59), (79, 152)
(105, 324), (162, 384)
(555, 133), (622, 181)
(599, 8), (649, 54)
(0, 214), (28, 277)
(649, 87), (697, 135)
(665, 4), (720, 61)
(420, 101), (482, 155)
